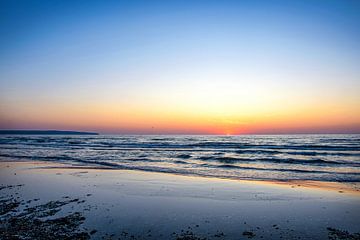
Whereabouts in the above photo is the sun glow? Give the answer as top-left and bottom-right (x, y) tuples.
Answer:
(0, 0), (359, 134)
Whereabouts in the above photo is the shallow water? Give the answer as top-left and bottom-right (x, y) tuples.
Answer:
(0, 134), (359, 182)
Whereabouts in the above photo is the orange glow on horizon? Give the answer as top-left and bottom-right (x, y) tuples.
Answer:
(1, 100), (359, 134)
(1, 82), (359, 134)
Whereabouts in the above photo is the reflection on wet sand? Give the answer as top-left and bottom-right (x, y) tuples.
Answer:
(1, 160), (360, 239)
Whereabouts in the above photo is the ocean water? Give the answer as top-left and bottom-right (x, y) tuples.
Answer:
(0, 134), (359, 182)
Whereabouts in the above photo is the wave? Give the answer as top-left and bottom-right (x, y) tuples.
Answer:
(1, 134), (360, 183)
(39, 160), (360, 183)
(196, 155), (360, 166)
(234, 149), (360, 157)
(176, 154), (192, 159)
(215, 164), (359, 175)
(174, 160), (188, 164)
(0, 153), (158, 164)
(2, 137), (360, 151)
(188, 142), (360, 151)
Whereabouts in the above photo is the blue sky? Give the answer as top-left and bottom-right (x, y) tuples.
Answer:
(0, 0), (359, 133)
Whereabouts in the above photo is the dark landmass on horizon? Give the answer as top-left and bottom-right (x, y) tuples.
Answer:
(0, 130), (98, 135)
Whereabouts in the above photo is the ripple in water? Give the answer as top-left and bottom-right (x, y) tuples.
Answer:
(0, 134), (359, 182)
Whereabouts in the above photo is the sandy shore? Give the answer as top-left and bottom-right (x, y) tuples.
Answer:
(1, 160), (360, 239)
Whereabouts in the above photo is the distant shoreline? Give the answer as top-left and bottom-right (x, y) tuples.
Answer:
(0, 130), (98, 135)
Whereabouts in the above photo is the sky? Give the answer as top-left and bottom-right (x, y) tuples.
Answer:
(0, 0), (360, 134)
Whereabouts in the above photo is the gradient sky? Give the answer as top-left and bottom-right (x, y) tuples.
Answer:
(0, 0), (360, 134)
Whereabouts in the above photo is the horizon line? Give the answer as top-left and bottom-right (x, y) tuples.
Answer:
(1, 129), (360, 135)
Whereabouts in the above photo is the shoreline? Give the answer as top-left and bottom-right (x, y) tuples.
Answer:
(1, 160), (360, 239)
(3, 159), (360, 196)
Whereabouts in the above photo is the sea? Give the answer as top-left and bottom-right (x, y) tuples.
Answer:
(0, 134), (359, 182)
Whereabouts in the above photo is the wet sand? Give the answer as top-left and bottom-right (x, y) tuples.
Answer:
(1, 160), (360, 239)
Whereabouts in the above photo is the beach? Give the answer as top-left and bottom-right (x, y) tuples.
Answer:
(2, 0), (360, 239)
(1, 160), (359, 239)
